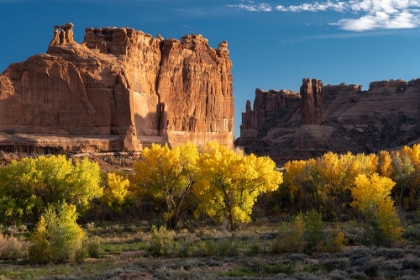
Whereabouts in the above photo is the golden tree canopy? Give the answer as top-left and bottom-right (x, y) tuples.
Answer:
(195, 141), (283, 230)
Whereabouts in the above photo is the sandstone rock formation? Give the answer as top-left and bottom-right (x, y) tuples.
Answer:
(236, 78), (420, 165)
(300, 78), (324, 125)
(0, 24), (234, 153)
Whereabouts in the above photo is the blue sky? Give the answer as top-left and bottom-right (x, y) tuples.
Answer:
(1, 0), (420, 138)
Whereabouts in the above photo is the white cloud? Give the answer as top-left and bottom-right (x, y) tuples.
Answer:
(337, 0), (420, 31)
(276, 1), (347, 12)
(228, 0), (420, 31)
(334, 10), (420, 31)
(225, 2), (272, 12)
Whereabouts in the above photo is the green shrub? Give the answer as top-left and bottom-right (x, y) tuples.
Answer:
(175, 234), (202, 258)
(300, 210), (324, 252)
(193, 240), (217, 257)
(324, 226), (348, 253)
(147, 225), (175, 257)
(322, 258), (351, 272)
(86, 236), (104, 259)
(176, 238), (191, 258)
(273, 215), (305, 253)
(29, 202), (86, 263)
(188, 237), (240, 258)
(216, 237), (239, 257)
(247, 243), (262, 255)
(28, 226), (51, 264)
(273, 210), (325, 253)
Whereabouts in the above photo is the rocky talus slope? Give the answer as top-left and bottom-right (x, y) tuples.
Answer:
(0, 24), (234, 153)
(236, 78), (420, 165)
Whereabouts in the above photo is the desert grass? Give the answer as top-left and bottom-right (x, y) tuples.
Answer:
(0, 219), (420, 279)
(0, 233), (28, 261)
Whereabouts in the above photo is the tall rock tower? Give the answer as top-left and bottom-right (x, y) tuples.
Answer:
(300, 78), (325, 125)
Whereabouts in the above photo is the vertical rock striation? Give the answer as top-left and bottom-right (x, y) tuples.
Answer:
(300, 78), (324, 125)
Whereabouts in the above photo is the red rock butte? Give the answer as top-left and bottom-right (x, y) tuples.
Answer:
(0, 24), (234, 153)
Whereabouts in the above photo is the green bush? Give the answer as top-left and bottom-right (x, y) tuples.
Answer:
(272, 215), (305, 253)
(216, 237), (240, 257)
(193, 240), (217, 257)
(176, 238), (191, 258)
(147, 225), (175, 257)
(273, 210), (325, 254)
(247, 243), (262, 255)
(29, 202), (86, 263)
(300, 209), (324, 252)
(86, 236), (104, 259)
(28, 230), (51, 264)
(324, 226), (348, 253)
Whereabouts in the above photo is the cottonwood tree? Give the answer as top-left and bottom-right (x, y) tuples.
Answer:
(314, 152), (354, 218)
(0, 155), (102, 225)
(283, 159), (317, 211)
(132, 142), (199, 229)
(318, 152), (378, 219)
(351, 173), (395, 215)
(195, 141), (283, 231)
(397, 145), (420, 210)
(283, 152), (378, 219)
(390, 150), (414, 209)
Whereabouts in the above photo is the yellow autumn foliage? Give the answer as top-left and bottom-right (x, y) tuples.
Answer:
(195, 141), (283, 230)
(376, 197), (403, 242)
(29, 203), (86, 263)
(351, 173), (395, 215)
(132, 142), (199, 228)
(101, 172), (131, 214)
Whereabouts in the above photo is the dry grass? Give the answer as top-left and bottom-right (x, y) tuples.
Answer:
(0, 219), (420, 279)
(0, 233), (28, 260)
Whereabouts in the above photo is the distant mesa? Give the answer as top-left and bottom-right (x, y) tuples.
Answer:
(0, 24), (234, 153)
(236, 77), (420, 165)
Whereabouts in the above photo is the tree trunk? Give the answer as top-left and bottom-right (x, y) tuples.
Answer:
(167, 210), (180, 229)
(227, 213), (236, 231)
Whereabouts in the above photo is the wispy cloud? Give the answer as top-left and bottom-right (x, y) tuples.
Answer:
(227, 0), (420, 31)
(225, 2), (272, 12)
(276, 1), (347, 12)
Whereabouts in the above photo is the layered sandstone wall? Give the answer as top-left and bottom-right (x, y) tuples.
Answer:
(240, 89), (300, 131)
(157, 36), (233, 147)
(368, 79), (408, 91)
(0, 24), (234, 153)
(323, 83), (363, 121)
(238, 88), (300, 146)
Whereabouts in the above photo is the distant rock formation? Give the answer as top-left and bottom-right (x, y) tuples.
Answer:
(300, 78), (324, 125)
(0, 24), (234, 153)
(239, 88), (300, 146)
(236, 78), (420, 165)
